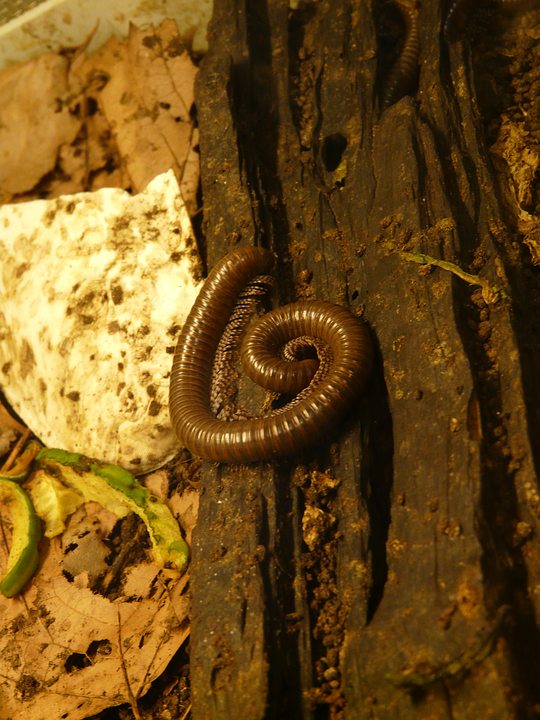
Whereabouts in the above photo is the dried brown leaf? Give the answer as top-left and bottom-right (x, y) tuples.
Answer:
(73, 20), (199, 212)
(0, 53), (82, 194)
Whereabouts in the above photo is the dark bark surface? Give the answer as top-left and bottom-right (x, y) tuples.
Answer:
(189, 1), (540, 718)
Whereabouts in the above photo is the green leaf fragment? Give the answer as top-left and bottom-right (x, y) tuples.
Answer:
(36, 448), (83, 467)
(0, 478), (42, 597)
(37, 450), (188, 575)
(90, 464), (149, 507)
(27, 470), (84, 538)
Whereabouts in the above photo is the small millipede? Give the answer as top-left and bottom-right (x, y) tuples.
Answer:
(443, 0), (475, 42)
(381, 0), (421, 111)
(169, 246), (373, 463)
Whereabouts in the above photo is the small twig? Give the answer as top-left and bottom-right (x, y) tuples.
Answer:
(0, 428), (31, 474)
(178, 702), (192, 720)
(117, 605), (142, 720)
(402, 251), (509, 304)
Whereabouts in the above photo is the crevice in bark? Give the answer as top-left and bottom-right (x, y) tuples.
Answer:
(466, 31), (540, 708)
(192, 175), (207, 272)
(288, 4), (317, 148)
(453, 281), (540, 716)
(507, 269), (540, 483)
(408, 131), (434, 229)
(321, 134), (348, 174)
(416, 113), (481, 253)
(293, 462), (354, 718)
(229, 7), (298, 299)
(468, 7), (540, 489)
(365, 363), (394, 623)
(256, 487), (302, 719)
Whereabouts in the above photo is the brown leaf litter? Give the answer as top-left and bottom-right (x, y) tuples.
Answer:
(0, 18), (200, 215)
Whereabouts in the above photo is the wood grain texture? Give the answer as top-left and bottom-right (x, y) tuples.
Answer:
(187, 0), (540, 717)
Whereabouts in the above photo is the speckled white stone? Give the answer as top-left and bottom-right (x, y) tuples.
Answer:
(0, 171), (203, 473)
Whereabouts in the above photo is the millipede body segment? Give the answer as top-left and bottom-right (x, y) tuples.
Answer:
(169, 246), (373, 463)
(381, 0), (421, 111)
(444, 0), (475, 42)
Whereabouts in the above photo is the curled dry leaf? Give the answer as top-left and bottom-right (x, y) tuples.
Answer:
(0, 400), (27, 436)
(0, 428), (16, 457)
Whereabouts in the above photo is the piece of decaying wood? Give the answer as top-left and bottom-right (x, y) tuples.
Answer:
(189, 0), (540, 718)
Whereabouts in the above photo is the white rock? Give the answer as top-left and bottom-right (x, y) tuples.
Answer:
(0, 171), (203, 473)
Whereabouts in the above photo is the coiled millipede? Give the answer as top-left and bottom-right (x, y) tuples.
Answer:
(169, 246), (373, 463)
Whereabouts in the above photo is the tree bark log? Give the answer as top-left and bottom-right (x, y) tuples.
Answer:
(189, 1), (540, 718)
